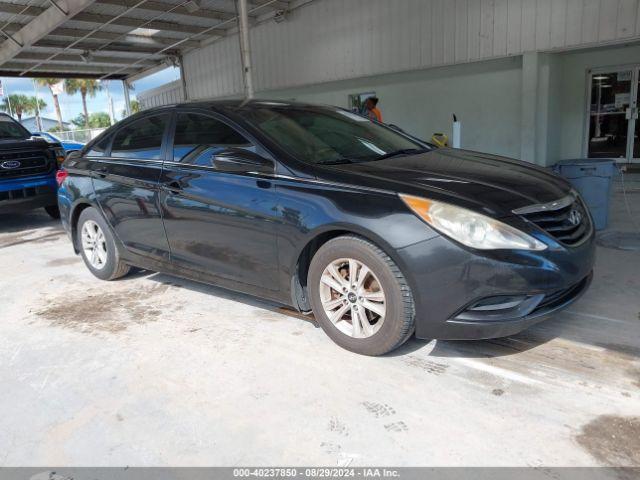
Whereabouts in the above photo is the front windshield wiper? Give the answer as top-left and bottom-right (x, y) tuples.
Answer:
(375, 148), (429, 161)
(316, 158), (356, 165)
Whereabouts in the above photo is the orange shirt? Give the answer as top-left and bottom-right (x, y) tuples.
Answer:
(368, 107), (382, 123)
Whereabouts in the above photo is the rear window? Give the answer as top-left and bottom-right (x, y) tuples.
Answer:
(0, 116), (30, 140)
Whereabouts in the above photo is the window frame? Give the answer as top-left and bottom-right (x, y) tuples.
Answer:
(104, 112), (172, 161)
(165, 107), (273, 169)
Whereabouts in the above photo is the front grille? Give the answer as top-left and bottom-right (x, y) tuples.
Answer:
(0, 150), (51, 179)
(0, 184), (54, 201)
(518, 196), (592, 247)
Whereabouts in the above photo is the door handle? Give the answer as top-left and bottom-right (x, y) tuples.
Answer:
(163, 180), (183, 193)
(94, 165), (107, 177)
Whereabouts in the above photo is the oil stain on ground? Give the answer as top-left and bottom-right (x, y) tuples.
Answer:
(575, 415), (640, 466)
(36, 284), (174, 333)
(46, 256), (82, 267)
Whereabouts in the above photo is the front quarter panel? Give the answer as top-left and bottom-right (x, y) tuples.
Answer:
(274, 177), (440, 293)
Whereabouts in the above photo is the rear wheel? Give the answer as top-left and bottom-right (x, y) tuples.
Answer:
(308, 235), (415, 356)
(44, 205), (60, 219)
(77, 207), (130, 280)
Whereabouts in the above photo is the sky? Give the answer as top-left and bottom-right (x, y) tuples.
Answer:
(0, 67), (180, 128)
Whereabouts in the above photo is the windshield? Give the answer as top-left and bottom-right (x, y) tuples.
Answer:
(0, 116), (30, 140)
(242, 107), (428, 165)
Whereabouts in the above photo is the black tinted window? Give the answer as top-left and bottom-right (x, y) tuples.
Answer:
(0, 115), (30, 140)
(173, 113), (251, 164)
(86, 135), (111, 157)
(111, 115), (168, 160)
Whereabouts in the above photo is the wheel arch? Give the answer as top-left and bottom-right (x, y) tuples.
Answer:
(290, 224), (407, 312)
(69, 200), (96, 253)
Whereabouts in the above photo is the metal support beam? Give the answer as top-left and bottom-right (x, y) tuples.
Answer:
(179, 54), (189, 101)
(98, 0), (239, 21)
(237, 0), (254, 100)
(0, 0), (97, 67)
(123, 80), (132, 117)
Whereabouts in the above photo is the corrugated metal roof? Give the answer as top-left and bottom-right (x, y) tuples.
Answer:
(0, 0), (288, 80)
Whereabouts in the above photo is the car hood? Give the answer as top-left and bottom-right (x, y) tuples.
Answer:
(0, 136), (54, 150)
(320, 148), (571, 217)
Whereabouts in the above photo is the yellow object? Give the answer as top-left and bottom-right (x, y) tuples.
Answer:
(431, 133), (448, 147)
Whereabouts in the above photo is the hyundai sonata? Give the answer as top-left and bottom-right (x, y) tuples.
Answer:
(57, 101), (594, 355)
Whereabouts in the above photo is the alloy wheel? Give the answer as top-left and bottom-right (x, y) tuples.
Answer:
(81, 220), (108, 270)
(319, 258), (386, 338)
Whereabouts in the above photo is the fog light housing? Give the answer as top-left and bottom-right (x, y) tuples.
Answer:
(454, 294), (545, 322)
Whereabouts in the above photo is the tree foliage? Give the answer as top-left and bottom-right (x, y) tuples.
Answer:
(0, 94), (48, 121)
(71, 111), (112, 129)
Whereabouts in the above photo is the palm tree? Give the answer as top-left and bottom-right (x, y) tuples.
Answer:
(65, 79), (102, 129)
(121, 99), (140, 118)
(35, 78), (65, 131)
(0, 94), (34, 121)
(26, 96), (47, 130)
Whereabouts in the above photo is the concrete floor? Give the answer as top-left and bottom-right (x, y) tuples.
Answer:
(0, 178), (639, 467)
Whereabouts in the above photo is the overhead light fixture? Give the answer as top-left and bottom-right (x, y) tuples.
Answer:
(184, 0), (200, 13)
(593, 75), (609, 81)
(599, 84), (612, 88)
(130, 27), (161, 37)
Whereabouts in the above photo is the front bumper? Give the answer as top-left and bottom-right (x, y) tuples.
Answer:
(0, 175), (57, 214)
(396, 232), (596, 340)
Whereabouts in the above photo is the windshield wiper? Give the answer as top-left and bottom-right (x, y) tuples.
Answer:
(375, 148), (428, 161)
(316, 158), (355, 165)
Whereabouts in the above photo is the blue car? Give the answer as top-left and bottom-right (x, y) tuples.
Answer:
(32, 131), (85, 154)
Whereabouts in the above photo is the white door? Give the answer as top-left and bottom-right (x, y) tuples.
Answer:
(586, 67), (639, 163)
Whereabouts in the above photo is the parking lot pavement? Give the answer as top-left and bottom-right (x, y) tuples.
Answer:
(0, 211), (638, 467)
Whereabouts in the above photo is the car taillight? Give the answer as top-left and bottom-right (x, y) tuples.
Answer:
(56, 169), (68, 186)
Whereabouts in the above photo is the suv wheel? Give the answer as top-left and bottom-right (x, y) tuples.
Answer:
(77, 207), (130, 280)
(308, 235), (415, 356)
(44, 205), (60, 219)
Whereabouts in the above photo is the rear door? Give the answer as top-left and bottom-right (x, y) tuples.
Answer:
(91, 113), (171, 261)
(159, 110), (280, 290)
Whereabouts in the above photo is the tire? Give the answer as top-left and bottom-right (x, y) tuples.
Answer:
(77, 207), (130, 281)
(44, 205), (60, 219)
(308, 235), (415, 356)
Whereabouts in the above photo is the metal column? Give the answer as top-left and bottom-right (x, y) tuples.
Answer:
(237, 0), (254, 100)
(122, 80), (132, 117)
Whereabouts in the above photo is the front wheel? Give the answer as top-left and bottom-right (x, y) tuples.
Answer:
(308, 235), (415, 356)
(77, 207), (130, 280)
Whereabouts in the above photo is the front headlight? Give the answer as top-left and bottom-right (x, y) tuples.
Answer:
(400, 194), (547, 251)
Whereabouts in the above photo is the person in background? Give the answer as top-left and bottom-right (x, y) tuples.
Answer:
(364, 96), (382, 122)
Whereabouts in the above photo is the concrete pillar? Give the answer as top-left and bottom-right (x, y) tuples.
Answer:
(520, 52), (562, 167)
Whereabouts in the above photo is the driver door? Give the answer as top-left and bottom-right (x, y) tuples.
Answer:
(159, 110), (280, 290)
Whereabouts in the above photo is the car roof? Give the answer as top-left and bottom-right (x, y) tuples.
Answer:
(140, 99), (337, 116)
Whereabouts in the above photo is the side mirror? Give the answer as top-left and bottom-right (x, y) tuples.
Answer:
(67, 150), (82, 161)
(213, 148), (274, 174)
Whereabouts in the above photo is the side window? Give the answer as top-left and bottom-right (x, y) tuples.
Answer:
(111, 115), (168, 160)
(85, 135), (111, 157)
(172, 113), (252, 165)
